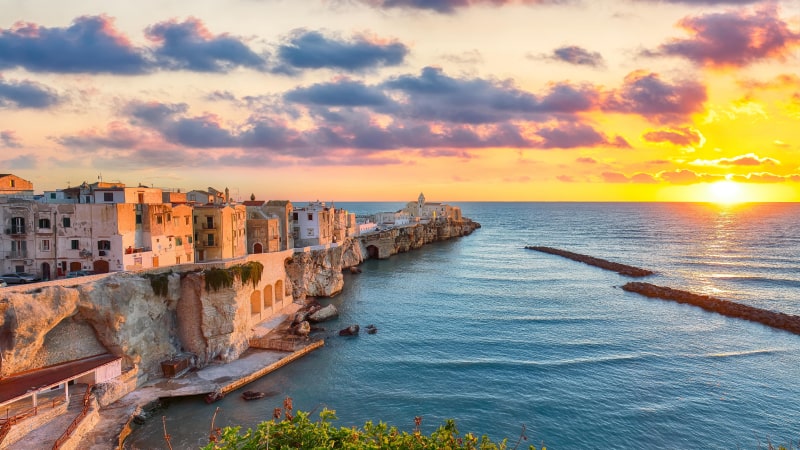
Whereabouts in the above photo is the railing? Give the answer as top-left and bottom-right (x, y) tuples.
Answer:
(52, 384), (93, 450)
(9, 250), (28, 258)
(0, 397), (65, 447)
(201, 223), (217, 230)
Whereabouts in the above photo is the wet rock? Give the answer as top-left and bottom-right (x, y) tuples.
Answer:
(365, 324), (378, 334)
(338, 324), (360, 336)
(293, 321), (311, 337)
(308, 304), (339, 323)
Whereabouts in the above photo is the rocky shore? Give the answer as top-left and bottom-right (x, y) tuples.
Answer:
(525, 246), (654, 277)
(0, 217), (481, 449)
(622, 282), (800, 335)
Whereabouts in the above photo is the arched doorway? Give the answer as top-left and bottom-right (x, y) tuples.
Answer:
(69, 262), (82, 272)
(41, 262), (51, 281)
(264, 284), (273, 309)
(93, 260), (110, 273)
(366, 245), (380, 259)
(275, 280), (284, 303)
(253, 243), (263, 254)
(250, 291), (261, 315)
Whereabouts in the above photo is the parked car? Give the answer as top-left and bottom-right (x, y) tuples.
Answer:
(66, 270), (95, 278)
(0, 272), (41, 284)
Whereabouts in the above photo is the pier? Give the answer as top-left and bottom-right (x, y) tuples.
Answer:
(623, 282), (800, 336)
(525, 246), (654, 277)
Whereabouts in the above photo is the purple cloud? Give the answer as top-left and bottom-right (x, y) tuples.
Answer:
(642, 127), (704, 146)
(0, 130), (21, 147)
(651, 5), (800, 67)
(56, 122), (142, 150)
(535, 122), (627, 149)
(0, 15), (148, 74)
(603, 71), (706, 123)
(285, 80), (391, 107)
(359, 0), (558, 14)
(549, 46), (605, 67)
(0, 77), (59, 108)
(145, 18), (266, 72)
(274, 30), (408, 73)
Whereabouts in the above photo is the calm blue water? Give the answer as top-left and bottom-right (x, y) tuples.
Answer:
(126, 202), (800, 449)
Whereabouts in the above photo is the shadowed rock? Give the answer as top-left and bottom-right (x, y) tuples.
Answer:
(338, 324), (359, 336)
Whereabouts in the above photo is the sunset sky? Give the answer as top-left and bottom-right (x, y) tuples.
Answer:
(1, 0), (798, 202)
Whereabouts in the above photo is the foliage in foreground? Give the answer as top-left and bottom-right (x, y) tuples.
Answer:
(202, 398), (542, 450)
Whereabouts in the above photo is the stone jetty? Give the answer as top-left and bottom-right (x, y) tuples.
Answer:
(622, 282), (800, 336)
(525, 246), (654, 277)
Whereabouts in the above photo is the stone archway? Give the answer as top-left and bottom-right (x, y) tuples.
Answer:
(366, 245), (380, 259)
(275, 280), (284, 304)
(250, 291), (262, 315)
(264, 284), (273, 309)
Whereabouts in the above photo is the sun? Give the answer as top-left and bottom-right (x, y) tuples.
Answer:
(707, 180), (743, 204)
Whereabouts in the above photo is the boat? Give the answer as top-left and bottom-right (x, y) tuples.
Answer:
(241, 390), (266, 401)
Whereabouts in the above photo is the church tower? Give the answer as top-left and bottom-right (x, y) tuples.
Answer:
(418, 192), (425, 211)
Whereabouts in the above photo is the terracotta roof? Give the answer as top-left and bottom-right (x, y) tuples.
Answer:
(242, 200), (264, 206)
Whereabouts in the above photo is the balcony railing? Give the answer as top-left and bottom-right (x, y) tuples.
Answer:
(201, 223), (217, 229)
(9, 250), (28, 258)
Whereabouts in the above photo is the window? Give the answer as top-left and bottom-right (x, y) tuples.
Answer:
(175, 237), (183, 246)
(50, 193), (56, 199)
(71, 239), (79, 250)
(136, 214), (142, 224)
(188, 235), (193, 243)
(167, 213), (171, 222)
(176, 256), (181, 264)
(41, 239), (50, 251)
(207, 234), (214, 246)
(38, 218), (51, 229)
(11, 217), (25, 234)
(103, 192), (114, 202)
(185, 216), (190, 225)
(98, 240), (111, 250)
(308, 213), (313, 221)
(292, 212), (298, 220)
(10, 179), (15, 187)
(156, 215), (163, 224)
(62, 217), (71, 228)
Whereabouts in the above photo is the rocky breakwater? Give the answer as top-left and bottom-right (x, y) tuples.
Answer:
(525, 246), (654, 277)
(622, 282), (800, 335)
(358, 218), (481, 260)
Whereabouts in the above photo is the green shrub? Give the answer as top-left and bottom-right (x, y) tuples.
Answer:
(202, 398), (542, 450)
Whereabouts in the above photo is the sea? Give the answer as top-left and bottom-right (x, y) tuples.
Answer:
(125, 202), (800, 449)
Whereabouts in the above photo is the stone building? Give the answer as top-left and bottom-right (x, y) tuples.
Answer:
(292, 201), (334, 247)
(193, 204), (247, 262)
(0, 174), (34, 197)
(403, 193), (462, 222)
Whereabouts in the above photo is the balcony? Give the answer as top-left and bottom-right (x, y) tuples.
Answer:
(201, 223), (217, 230)
(6, 226), (27, 236)
(8, 250), (29, 259)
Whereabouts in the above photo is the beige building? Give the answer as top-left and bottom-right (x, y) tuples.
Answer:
(193, 204), (247, 262)
(404, 193), (463, 222)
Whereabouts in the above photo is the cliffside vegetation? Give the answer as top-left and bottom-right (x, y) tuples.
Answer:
(202, 399), (542, 450)
(144, 271), (172, 297)
(205, 261), (264, 291)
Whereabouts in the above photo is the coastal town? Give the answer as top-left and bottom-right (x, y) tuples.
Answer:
(0, 172), (478, 449)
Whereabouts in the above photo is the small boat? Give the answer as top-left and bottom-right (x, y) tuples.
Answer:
(241, 390), (266, 401)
